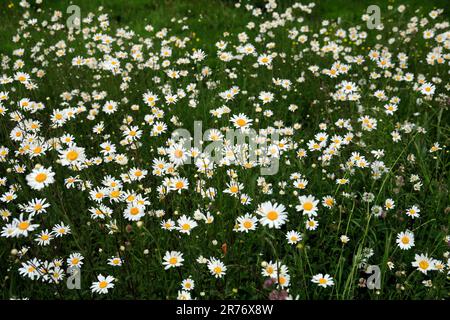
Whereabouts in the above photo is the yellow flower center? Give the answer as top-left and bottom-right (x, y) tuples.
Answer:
(18, 221), (30, 230)
(174, 150), (183, 158)
(236, 119), (247, 127)
(243, 221), (253, 229)
(35, 173), (47, 183)
(66, 150), (79, 161)
(303, 202), (313, 211)
(419, 260), (429, 270)
(175, 181), (184, 189)
(110, 190), (120, 198)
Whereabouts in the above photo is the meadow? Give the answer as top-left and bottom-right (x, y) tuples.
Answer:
(0, 0), (449, 300)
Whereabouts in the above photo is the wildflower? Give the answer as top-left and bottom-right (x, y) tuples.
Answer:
(104, 255), (122, 267)
(257, 201), (288, 229)
(396, 230), (415, 250)
(26, 166), (55, 190)
(177, 215), (198, 235)
(235, 214), (258, 233)
(406, 205), (420, 219)
(340, 235), (350, 244)
(305, 218), (319, 231)
(163, 251), (184, 270)
(311, 274), (334, 288)
(296, 195), (319, 216)
(412, 254), (435, 274)
(181, 278), (195, 291)
(177, 290), (192, 300)
(59, 144), (86, 166)
(286, 231), (302, 245)
(91, 274), (115, 294)
(419, 82), (435, 95)
(230, 113), (252, 130)
(13, 214), (39, 237)
(207, 257), (227, 278)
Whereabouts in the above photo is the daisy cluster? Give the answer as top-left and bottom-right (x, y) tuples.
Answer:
(0, 0), (449, 299)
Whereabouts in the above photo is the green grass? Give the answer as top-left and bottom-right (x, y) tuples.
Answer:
(0, 0), (449, 300)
